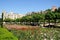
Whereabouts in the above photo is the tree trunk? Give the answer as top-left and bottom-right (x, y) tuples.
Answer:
(54, 19), (56, 26)
(49, 19), (50, 28)
(43, 19), (45, 27)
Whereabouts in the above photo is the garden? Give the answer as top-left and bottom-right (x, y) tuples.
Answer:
(10, 27), (60, 40)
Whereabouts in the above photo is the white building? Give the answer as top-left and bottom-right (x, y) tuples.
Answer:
(2, 11), (24, 20)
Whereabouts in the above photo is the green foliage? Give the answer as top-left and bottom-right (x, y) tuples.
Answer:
(57, 7), (60, 13)
(15, 18), (21, 22)
(4, 18), (14, 22)
(31, 13), (43, 22)
(20, 12), (44, 22)
(0, 28), (18, 40)
(55, 13), (60, 19)
(45, 12), (56, 20)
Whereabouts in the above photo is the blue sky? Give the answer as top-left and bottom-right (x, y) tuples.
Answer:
(0, 0), (60, 14)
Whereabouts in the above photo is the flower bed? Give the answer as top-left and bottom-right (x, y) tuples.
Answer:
(11, 28), (60, 40)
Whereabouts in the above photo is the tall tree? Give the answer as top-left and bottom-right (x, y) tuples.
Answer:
(1, 13), (3, 28)
(58, 7), (60, 13)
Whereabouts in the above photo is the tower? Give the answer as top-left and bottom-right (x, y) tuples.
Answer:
(51, 6), (57, 11)
(2, 10), (7, 20)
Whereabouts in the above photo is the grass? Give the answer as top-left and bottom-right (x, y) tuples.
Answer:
(11, 27), (60, 40)
(0, 28), (18, 40)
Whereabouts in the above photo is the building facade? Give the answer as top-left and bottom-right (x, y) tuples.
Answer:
(51, 6), (57, 11)
(3, 11), (24, 20)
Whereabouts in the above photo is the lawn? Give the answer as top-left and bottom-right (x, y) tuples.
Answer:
(0, 28), (18, 40)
